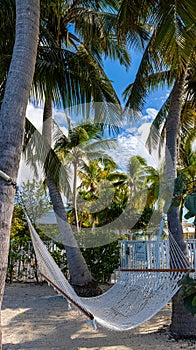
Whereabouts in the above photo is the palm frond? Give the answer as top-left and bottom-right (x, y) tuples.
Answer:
(145, 95), (170, 153)
(123, 36), (157, 112)
(180, 102), (196, 138)
(153, 0), (195, 74)
(24, 118), (71, 197)
(185, 63), (196, 106)
(0, 0), (15, 103)
(117, 0), (152, 49)
(83, 137), (117, 153)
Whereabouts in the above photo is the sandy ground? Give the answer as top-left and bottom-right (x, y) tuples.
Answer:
(1, 283), (196, 350)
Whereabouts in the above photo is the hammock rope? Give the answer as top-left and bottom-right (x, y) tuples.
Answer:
(0, 170), (193, 331)
(26, 216), (192, 331)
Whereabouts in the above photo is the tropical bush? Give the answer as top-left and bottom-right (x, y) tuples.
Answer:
(178, 272), (196, 315)
(75, 229), (120, 283)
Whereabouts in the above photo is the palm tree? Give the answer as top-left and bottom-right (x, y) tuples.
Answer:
(128, 156), (149, 210)
(126, 155), (162, 236)
(54, 122), (116, 232)
(120, 0), (196, 338)
(72, 159), (104, 229)
(78, 159), (129, 229)
(20, 0), (140, 296)
(0, 1), (40, 348)
(38, 0), (129, 296)
(0, 0), (149, 296)
(0, 0), (16, 104)
(9, 0), (129, 296)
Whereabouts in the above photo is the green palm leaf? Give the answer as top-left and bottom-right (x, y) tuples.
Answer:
(24, 118), (71, 197)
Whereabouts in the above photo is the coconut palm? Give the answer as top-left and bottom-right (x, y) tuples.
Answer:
(0, 1), (40, 348)
(0, 0), (16, 104)
(0, 0), (123, 298)
(12, 0), (129, 296)
(54, 122), (116, 232)
(77, 158), (129, 228)
(126, 155), (162, 234)
(35, 0), (130, 296)
(29, 0), (152, 296)
(120, 0), (196, 338)
(20, 0), (140, 296)
(128, 155), (149, 210)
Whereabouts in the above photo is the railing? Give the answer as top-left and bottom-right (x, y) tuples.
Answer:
(186, 240), (196, 272)
(119, 239), (196, 272)
(6, 240), (65, 283)
(6, 239), (196, 283)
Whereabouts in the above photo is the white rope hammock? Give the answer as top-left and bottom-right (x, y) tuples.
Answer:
(27, 216), (192, 331)
(0, 169), (191, 331)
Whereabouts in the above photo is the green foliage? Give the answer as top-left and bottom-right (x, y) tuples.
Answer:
(77, 160), (129, 229)
(11, 205), (30, 241)
(75, 229), (120, 283)
(10, 203), (119, 283)
(7, 239), (38, 283)
(131, 207), (154, 230)
(184, 193), (196, 219)
(81, 241), (120, 283)
(18, 180), (52, 224)
(50, 247), (68, 277)
(174, 173), (187, 197)
(178, 272), (196, 315)
(170, 174), (187, 208)
(9, 203), (54, 282)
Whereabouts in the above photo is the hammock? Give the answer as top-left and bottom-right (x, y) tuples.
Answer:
(0, 169), (191, 331)
(27, 216), (192, 331)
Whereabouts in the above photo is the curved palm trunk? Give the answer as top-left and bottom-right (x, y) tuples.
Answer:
(166, 74), (187, 246)
(0, 1), (39, 348)
(42, 98), (101, 296)
(73, 160), (80, 232)
(166, 74), (196, 337)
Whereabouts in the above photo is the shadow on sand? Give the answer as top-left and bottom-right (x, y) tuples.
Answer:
(2, 283), (194, 350)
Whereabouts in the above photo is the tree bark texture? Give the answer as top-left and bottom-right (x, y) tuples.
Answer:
(166, 74), (187, 245)
(73, 161), (80, 232)
(42, 98), (101, 296)
(171, 294), (196, 339)
(166, 74), (196, 337)
(0, 1), (40, 348)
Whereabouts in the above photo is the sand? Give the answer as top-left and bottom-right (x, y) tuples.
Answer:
(1, 283), (196, 350)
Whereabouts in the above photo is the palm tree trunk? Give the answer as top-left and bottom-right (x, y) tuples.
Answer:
(166, 74), (187, 245)
(166, 74), (196, 337)
(73, 161), (80, 232)
(0, 1), (39, 348)
(42, 98), (101, 296)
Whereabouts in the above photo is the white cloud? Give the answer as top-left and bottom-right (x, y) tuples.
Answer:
(26, 103), (43, 132)
(22, 103), (163, 177)
(143, 108), (158, 122)
(108, 107), (161, 171)
(18, 103), (44, 184)
(108, 132), (158, 172)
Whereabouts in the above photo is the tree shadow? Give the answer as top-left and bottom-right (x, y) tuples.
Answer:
(2, 283), (193, 350)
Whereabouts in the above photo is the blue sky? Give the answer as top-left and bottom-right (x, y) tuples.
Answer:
(25, 50), (170, 175)
(100, 51), (171, 171)
(103, 53), (170, 113)
(23, 52), (196, 226)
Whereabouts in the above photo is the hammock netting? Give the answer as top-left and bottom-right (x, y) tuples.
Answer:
(27, 216), (191, 331)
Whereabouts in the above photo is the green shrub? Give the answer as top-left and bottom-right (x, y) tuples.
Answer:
(50, 247), (68, 277)
(178, 272), (196, 315)
(75, 229), (120, 283)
